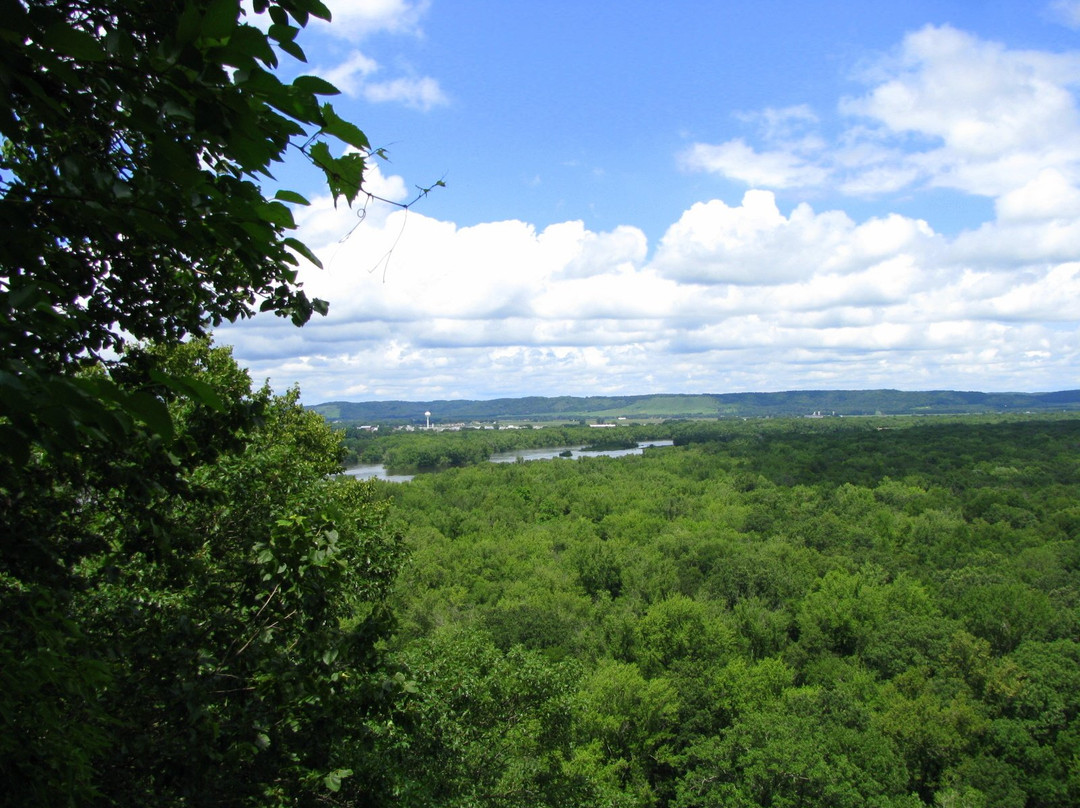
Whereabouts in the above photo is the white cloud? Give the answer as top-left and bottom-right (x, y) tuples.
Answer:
(315, 0), (430, 40)
(314, 50), (447, 108)
(547, 222), (648, 280)
(318, 50), (379, 95)
(650, 190), (937, 286)
(241, 0), (427, 39)
(361, 75), (448, 110)
(948, 215), (1080, 268)
(219, 169), (1080, 402)
(842, 24), (1080, 198)
(296, 1), (445, 109)
(995, 168), (1080, 221)
(1048, 0), (1080, 29)
(313, 47), (447, 109)
(685, 25), (1080, 207)
(680, 139), (829, 189)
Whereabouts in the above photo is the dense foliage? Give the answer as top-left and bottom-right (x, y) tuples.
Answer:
(0, 0), (374, 363)
(1, 0), (373, 462)
(364, 416), (1080, 807)
(1, 341), (406, 805)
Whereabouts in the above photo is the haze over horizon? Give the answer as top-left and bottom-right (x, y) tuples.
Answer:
(219, 1), (1080, 404)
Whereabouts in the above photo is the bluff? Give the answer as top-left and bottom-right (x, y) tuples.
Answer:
(312, 388), (1080, 423)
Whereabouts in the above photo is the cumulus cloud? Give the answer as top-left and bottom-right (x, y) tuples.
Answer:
(315, 0), (430, 40)
(650, 190), (937, 286)
(842, 24), (1080, 198)
(302, 1), (446, 109)
(318, 50), (379, 96)
(241, 0), (427, 39)
(685, 25), (1080, 204)
(995, 168), (1080, 221)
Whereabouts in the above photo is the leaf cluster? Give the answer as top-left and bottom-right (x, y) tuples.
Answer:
(0, 0), (369, 369)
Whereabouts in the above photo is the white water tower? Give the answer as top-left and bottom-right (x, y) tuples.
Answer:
(425, 411), (431, 429)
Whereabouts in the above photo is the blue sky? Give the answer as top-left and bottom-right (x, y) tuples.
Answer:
(220, 0), (1080, 403)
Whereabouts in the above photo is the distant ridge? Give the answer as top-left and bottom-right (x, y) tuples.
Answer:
(311, 389), (1080, 423)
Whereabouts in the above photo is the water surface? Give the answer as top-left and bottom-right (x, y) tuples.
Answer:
(344, 440), (674, 481)
(488, 440), (674, 463)
(341, 464), (415, 483)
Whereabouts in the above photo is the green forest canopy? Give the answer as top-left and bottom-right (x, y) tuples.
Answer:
(371, 414), (1080, 807)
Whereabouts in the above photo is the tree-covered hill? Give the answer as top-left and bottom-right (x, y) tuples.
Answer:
(313, 388), (1080, 423)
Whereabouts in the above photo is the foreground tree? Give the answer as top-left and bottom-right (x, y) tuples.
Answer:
(0, 2), (413, 804)
(1, 340), (406, 805)
(1, 0), (379, 458)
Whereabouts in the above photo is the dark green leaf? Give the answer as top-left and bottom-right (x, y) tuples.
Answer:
(308, 139), (334, 170)
(201, 0), (241, 40)
(284, 237), (323, 268)
(0, 423), (31, 467)
(148, 369), (226, 412)
(307, 0), (332, 22)
(277, 38), (306, 62)
(229, 24), (277, 67)
(124, 391), (176, 441)
(257, 201), (296, 228)
(268, 23), (298, 43)
(321, 104), (370, 150)
(275, 190), (311, 206)
(43, 22), (105, 61)
(294, 75), (340, 96)
(177, 1), (202, 42)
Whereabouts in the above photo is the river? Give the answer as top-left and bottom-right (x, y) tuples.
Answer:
(342, 440), (674, 482)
